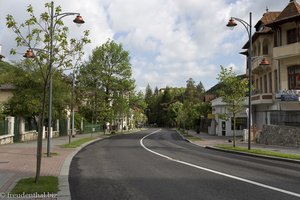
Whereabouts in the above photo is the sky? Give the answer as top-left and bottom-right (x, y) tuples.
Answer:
(0, 0), (290, 92)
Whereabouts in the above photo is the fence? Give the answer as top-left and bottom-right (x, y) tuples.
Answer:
(0, 118), (8, 136)
(83, 123), (103, 133)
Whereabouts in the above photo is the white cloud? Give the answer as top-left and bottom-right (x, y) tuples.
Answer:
(0, 0), (291, 91)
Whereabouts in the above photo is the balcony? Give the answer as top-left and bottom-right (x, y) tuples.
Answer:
(251, 56), (272, 75)
(273, 42), (300, 59)
(251, 90), (273, 105)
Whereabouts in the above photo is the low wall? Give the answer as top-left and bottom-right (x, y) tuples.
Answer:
(20, 131), (38, 142)
(20, 130), (60, 142)
(258, 125), (300, 147)
(0, 134), (14, 145)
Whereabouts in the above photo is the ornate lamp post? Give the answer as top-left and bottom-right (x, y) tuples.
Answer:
(47, 2), (84, 157)
(24, 1), (84, 156)
(226, 13), (252, 150)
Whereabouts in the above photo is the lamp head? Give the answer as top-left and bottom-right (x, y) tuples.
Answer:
(260, 58), (270, 65)
(23, 49), (35, 58)
(226, 18), (237, 30)
(73, 15), (85, 24)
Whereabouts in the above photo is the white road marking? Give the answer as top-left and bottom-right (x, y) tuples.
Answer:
(140, 129), (300, 198)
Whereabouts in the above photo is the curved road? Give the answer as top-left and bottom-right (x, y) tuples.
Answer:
(69, 129), (300, 200)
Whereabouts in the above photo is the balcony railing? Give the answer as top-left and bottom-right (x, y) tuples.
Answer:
(251, 90), (273, 105)
(273, 42), (300, 59)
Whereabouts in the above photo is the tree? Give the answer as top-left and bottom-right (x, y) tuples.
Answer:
(6, 2), (90, 183)
(145, 84), (153, 105)
(130, 91), (147, 127)
(217, 66), (248, 147)
(79, 40), (134, 125)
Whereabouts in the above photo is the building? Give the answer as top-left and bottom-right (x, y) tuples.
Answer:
(239, 0), (300, 146)
(210, 97), (248, 136)
(0, 84), (15, 104)
(242, 0), (300, 131)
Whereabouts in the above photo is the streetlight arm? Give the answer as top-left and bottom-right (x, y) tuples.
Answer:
(230, 16), (251, 38)
(55, 12), (81, 23)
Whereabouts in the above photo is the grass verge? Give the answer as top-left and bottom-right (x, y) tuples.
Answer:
(178, 129), (202, 141)
(61, 137), (95, 148)
(216, 145), (300, 160)
(10, 176), (58, 194)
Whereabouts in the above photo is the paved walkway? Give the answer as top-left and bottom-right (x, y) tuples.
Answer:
(186, 130), (300, 156)
(0, 132), (107, 200)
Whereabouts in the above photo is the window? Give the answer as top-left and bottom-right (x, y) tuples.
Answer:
(269, 72), (272, 93)
(288, 66), (300, 89)
(263, 44), (269, 55)
(270, 111), (300, 127)
(274, 70), (278, 92)
(264, 75), (268, 93)
(231, 117), (247, 130)
(274, 28), (281, 47)
(287, 28), (297, 44)
(260, 77), (263, 93)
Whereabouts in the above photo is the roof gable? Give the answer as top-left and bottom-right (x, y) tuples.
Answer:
(274, 0), (300, 22)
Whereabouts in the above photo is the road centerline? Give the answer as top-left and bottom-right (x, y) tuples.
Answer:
(140, 129), (300, 198)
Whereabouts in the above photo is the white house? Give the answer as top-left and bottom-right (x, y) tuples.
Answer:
(210, 97), (249, 137)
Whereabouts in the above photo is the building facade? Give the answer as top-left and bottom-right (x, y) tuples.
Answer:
(210, 97), (248, 137)
(245, 0), (300, 131)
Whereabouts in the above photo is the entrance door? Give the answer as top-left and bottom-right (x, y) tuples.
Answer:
(221, 121), (226, 136)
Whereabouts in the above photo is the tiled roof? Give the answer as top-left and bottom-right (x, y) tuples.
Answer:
(258, 12), (281, 26)
(268, 0), (300, 25)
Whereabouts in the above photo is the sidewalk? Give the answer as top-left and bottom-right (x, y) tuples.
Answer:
(0, 132), (106, 199)
(185, 130), (300, 156)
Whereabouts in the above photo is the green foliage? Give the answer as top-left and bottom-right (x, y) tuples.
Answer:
(6, 1), (90, 183)
(1, 61), (70, 120)
(61, 137), (95, 148)
(217, 66), (248, 146)
(145, 78), (209, 129)
(78, 40), (135, 124)
(217, 66), (248, 119)
(217, 145), (300, 160)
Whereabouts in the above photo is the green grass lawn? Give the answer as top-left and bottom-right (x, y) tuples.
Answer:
(217, 145), (300, 160)
(10, 176), (58, 194)
(61, 137), (96, 148)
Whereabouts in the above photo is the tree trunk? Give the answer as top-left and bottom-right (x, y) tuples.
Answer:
(35, 83), (47, 183)
(233, 114), (236, 148)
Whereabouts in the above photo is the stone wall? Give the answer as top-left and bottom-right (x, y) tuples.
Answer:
(0, 116), (65, 144)
(258, 125), (300, 147)
(20, 131), (38, 142)
(0, 135), (14, 144)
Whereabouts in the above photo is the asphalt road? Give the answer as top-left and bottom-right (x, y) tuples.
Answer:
(69, 129), (300, 200)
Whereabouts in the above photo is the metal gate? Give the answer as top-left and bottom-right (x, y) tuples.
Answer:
(0, 118), (8, 136)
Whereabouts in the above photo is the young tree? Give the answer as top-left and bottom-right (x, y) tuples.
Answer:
(217, 66), (248, 147)
(78, 40), (134, 125)
(6, 2), (90, 182)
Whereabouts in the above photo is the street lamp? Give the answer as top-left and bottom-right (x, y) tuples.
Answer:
(226, 12), (252, 150)
(24, 1), (84, 157)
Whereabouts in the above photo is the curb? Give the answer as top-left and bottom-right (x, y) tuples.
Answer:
(176, 129), (300, 164)
(205, 146), (300, 164)
(57, 137), (106, 200)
